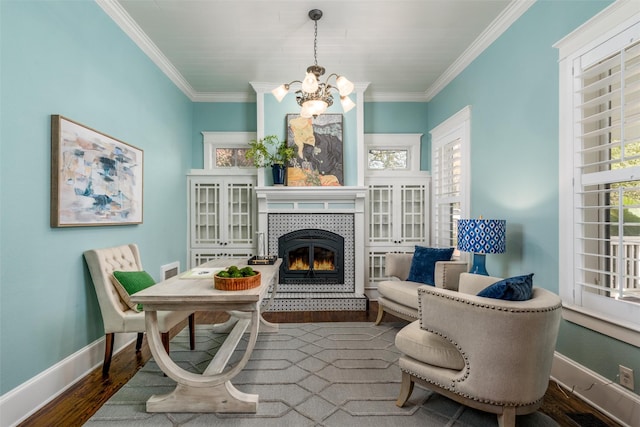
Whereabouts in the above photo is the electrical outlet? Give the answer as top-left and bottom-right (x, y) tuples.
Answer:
(619, 365), (634, 390)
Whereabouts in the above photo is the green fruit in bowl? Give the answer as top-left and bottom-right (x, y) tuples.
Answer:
(240, 266), (255, 276)
(216, 265), (259, 279)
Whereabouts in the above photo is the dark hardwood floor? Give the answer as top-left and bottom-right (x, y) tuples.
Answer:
(19, 303), (619, 427)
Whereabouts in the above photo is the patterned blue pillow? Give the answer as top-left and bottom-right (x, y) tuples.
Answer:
(477, 274), (534, 301)
(406, 246), (455, 286)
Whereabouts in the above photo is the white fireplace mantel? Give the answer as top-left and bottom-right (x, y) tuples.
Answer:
(256, 186), (367, 203)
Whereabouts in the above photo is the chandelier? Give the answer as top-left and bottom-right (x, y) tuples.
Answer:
(271, 9), (355, 118)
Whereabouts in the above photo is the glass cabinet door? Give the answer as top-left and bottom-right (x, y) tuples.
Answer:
(192, 181), (221, 246)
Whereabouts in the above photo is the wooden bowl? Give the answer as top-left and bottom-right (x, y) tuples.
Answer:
(214, 271), (261, 291)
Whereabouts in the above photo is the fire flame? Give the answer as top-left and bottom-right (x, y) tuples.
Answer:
(289, 257), (335, 271)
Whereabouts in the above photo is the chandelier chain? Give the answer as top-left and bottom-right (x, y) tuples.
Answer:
(313, 19), (318, 67)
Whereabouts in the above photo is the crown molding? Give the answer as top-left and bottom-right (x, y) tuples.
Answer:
(364, 92), (429, 103)
(192, 92), (256, 102)
(554, 0), (639, 59)
(424, 0), (536, 101)
(95, 0), (197, 101)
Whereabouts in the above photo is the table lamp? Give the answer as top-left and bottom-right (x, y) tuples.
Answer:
(457, 218), (506, 275)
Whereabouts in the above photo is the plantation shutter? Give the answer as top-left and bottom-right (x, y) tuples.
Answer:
(573, 25), (640, 308)
(432, 138), (462, 249)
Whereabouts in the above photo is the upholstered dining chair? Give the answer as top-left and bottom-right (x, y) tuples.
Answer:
(84, 243), (195, 375)
(395, 273), (562, 427)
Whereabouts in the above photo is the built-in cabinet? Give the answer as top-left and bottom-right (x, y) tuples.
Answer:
(188, 174), (256, 267)
(363, 133), (430, 299)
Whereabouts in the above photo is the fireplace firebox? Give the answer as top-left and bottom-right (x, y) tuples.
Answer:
(278, 229), (344, 285)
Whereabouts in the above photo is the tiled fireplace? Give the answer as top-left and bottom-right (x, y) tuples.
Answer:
(256, 186), (367, 311)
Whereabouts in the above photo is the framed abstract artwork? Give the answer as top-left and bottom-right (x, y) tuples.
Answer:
(50, 115), (143, 227)
(286, 114), (343, 186)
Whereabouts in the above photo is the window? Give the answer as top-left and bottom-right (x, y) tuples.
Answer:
(557, 2), (640, 341)
(430, 106), (471, 250)
(364, 133), (422, 175)
(367, 149), (408, 170)
(202, 132), (256, 172)
(214, 147), (252, 168)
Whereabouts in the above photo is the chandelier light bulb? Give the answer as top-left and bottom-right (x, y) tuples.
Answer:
(271, 84), (289, 102)
(301, 72), (319, 93)
(300, 104), (313, 118)
(336, 76), (354, 96)
(303, 99), (328, 117)
(340, 95), (356, 113)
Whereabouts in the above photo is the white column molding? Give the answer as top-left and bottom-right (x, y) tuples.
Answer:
(355, 82), (370, 187)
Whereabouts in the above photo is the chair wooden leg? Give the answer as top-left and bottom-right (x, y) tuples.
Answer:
(375, 305), (385, 325)
(188, 313), (196, 350)
(103, 333), (115, 376)
(396, 371), (415, 407)
(135, 332), (144, 352)
(497, 406), (516, 427)
(161, 332), (170, 354)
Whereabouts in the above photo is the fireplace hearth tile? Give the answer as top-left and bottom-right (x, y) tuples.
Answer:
(264, 292), (367, 312)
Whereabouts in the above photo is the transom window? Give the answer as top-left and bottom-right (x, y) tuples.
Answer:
(201, 132), (256, 173)
(367, 148), (408, 170)
(214, 147), (252, 168)
(364, 133), (422, 175)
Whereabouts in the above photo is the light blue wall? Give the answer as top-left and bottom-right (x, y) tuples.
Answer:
(364, 102), (430, 169)
(0, 0), (193, 394)
(192, 102), (257, 168)
(427, 0), (638, 391)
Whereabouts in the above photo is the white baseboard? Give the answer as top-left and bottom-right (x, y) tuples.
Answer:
(0, 333), (136, 427)
(551, 352), (640, 427)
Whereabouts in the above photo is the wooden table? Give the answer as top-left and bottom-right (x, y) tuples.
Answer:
(130, 258), (282, 413)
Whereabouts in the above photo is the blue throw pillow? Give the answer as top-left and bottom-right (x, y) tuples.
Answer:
(477, 273), (534, 301)
(406, 246), (455, 286)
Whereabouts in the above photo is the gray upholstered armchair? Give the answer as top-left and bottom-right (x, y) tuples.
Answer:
(395, 273), (562, 427)
(375, 252), (468, 324)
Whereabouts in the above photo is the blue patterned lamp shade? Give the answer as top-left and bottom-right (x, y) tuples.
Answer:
(457, 219), (506, 275)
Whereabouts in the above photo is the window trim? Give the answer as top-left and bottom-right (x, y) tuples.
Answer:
(201, 131), (257, 173)
(556, 0), (640, 345)
(363, 133), (423, 176)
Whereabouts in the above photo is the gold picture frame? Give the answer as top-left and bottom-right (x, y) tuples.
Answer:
(50, 115), (143, 227)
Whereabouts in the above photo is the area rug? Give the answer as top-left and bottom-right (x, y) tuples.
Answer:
(86, 322), (558, 426)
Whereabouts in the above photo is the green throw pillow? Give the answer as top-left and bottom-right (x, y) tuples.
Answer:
(112, 270), (156, 312)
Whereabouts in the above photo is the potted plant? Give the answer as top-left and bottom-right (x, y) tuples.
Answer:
(246, 135), (295, 185)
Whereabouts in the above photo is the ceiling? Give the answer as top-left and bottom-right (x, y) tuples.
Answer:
(99, 0), (532, 102)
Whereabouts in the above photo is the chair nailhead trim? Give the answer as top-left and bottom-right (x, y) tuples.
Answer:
(400, 366), (543, 407)
(417, 287), (562, 313)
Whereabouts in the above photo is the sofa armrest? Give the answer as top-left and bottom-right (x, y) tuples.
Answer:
(416, 285), (562, 402)
(385, 253), (414, 280)
(434, 261), (468, 290)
